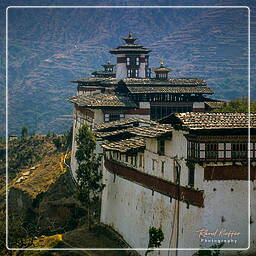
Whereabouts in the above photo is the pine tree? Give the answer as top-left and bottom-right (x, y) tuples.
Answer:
(75, 124), (105, 229)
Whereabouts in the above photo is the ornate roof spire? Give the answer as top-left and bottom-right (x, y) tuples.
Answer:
(153, 59), (174, 80)
(123, 32), (138, 44)
(160, 59), (164, 67)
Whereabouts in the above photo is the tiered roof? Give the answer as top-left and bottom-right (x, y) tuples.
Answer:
(94, 118), (157, 131)
(95, 117), (172, 144)
(91, 71), (115, 77)
(96, 124), (172, 139)
(126, 86), (213, 94)
(160, 112), (255, 130)
(102, 137), (146, 153)
(120, 78), (207, 86)
(69, 93), (136, 108)
(128, 125), (172, 138)
(109, 33), (151, 55)
(71, 77), (117, 85)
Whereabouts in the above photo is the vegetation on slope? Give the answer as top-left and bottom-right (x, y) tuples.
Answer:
(0, 131), (135, 255)
(213, 97), (256, 113)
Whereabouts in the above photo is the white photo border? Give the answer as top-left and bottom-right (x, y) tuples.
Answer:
(5, 5), (251, 252)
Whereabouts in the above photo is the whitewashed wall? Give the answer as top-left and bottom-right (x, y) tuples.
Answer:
(116, 54), (126, 79)
(101, 129), (255, 255)
(70, 108), (104, 180)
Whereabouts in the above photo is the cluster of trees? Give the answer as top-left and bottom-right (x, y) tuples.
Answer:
(214, 97), (256, 113)
(52, 127), (72, 151)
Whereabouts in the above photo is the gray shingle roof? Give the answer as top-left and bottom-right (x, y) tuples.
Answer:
(127, 86), (213, 94)
(69, 93), (136, 108)
(94, 118), (157, 131)
(102, 137), (146, 152)
(121, 78), (207, 86)
(128, 125), (172, 138)
(163, 112), (255, 130)
(96, 124), (172, 139)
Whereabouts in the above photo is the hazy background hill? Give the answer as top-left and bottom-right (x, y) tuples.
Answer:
(0, 0), (255, 136)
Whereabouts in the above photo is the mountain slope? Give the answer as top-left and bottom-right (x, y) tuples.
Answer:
(0, 0), (255, 136)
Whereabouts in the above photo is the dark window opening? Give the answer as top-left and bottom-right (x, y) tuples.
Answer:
(205, 143), (218, 159)
(188, 166), (195, 187)
(158, 139), (165, 156)
(161, 161), (165, 173)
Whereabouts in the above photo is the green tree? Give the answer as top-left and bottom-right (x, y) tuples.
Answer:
(53, 137), (62, 150)
(193, 243), (224, 256)
(63, 126), (73, 151)
(21, 126), (28, 138)
(75, 124), (105, 229)
(145, 226), (164, 256)
(215, 97), (256, 113)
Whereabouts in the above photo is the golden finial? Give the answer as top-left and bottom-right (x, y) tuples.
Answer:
(160, 59), (164, 67)
(108, 57), (111, 65)
(128, 32), (132, 38)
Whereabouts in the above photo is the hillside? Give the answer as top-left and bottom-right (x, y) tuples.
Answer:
(0, 0), (255, 136)
(0, 135), (137, 255)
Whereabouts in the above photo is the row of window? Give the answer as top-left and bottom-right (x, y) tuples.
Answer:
(151, 106), (192, 120)
(109, 150), (196, 188)
(104, 113), (125, 122)
(127, 69), (139, 78)
(126, 57), (148, 66)
(111, 151), (144, 168)
(188, 142), (255, 161)
(156, 73), (168, 79)
(152, 159), (165, 173)
(126, 57), (140, 66)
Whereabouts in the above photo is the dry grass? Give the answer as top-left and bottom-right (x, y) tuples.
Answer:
(10, 151), (66, 198)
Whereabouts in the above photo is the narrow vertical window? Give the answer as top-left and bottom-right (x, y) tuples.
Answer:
(218, 143), (224, 159)
(188, 166), (195, 187)
(104, 114), (109, 122)
(135, 69), (139, 77)
(152, 159), (157, 171)
(226, 143), (231, 158)
(161, 161), (165, 174)
(127, 69), (131, 78)
(136, 57), (140, 66)
(158, 139), (165, 156)
(139, 154), (143, 167)
(126, 57), (130, 65)
(251, 143), (254, 159)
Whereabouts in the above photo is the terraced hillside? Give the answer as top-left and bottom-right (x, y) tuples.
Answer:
(0, 0), (255, 136)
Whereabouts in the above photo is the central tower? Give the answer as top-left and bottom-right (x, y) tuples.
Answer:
(109, 33), (151, 79)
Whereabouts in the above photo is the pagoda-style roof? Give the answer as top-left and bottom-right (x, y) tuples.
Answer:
(160, 112), (255, 130)
(71, 77), (208, 87)
(95, 124), (172, 139)
(119, 78), (207, 86)
(204, 101), (225, 109)
(153, 60), (174, 73)
(102, 137), (146, 153)
(128, 125), (172, 138)
(91, 71), (115, 76)
(94, 118), (157, 132)
(71, 77), (117, 85)
(110, 34), (151, 55)
(102, 64), (115, 69)
(126, 86), (214, 94)
(122, 33), (138, 44)
(69, 93), (136, 108)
